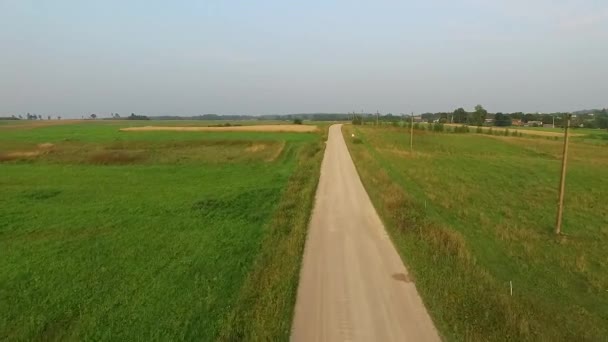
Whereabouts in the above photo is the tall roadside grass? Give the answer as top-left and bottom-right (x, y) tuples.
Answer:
(218, 131), (326, 341)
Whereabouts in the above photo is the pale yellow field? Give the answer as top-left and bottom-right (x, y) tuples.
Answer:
(444, 124), (583, 137)
(120, 124), (317, 133)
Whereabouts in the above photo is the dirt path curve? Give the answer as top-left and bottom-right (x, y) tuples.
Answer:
(291, 124), (440, 342)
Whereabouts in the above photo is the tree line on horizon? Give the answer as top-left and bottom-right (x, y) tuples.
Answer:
(2, 108), (607, 129)
(352, 106), (608, 129)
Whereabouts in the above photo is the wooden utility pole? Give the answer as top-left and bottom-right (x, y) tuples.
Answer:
(410, 112), (414, 153)
(555, 113), (572, 235)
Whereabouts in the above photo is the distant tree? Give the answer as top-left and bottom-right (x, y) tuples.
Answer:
(541, 115), (554, 125)
(453, 107), (467, 123)
(127, 113), (149, 120)
(510, 112), (524, 120)
(523, 113), (539, 123)
(352, 115), (362, 125)
(439, 112), (448, 123)
(293, 118), (303, 125)
(114, 113), (121, 119)
(494, 112), (512, 127)
(58, 116), (62, 120)
(420, 112), (438, 122)
(38, 115), (42, 120)
(18, 114), (23, 119)
(90, 114), (97, 119)
(472, 105), (488, 126)
(381, 113), (401, 123)
(596, 111), (608, 130)
(47, 115), (51, 120)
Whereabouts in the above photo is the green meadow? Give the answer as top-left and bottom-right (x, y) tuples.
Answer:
(0, 120), (324, 340)
(343, 125), (608, 341)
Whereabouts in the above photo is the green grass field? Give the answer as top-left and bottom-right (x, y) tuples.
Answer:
(0, 120), (325, 340)
(343, 125), (608, 341)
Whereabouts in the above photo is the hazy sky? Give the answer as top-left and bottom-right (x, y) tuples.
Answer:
(1, 0), (607, 117)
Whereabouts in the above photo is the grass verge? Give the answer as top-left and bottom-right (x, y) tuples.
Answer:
(343, 125), (607, 341)
(217, 128), (326, 341)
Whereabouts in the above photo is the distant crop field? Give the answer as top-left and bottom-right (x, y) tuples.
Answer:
(0, 120), (325, 340)
(343, 125), (608, 341)
(120, 124), (317, 133)
(430, 123), (607, 141)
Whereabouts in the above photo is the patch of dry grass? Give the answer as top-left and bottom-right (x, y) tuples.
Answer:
(0, 142), (55, 161)
(444, 124), (584, 137)
(1, 140), (288, 165)
(89, 150), (147, 164)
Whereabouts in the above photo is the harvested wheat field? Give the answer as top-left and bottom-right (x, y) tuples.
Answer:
(444, 124), (583, 137)
(0, 120), (85, 130)
(120, 124), (317, 133)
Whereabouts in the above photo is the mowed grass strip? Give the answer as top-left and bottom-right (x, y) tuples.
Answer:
(0, 121), (323, 340)
(343, 125), (608, 341)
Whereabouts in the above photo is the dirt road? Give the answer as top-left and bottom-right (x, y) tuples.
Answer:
(291, 124), (440, 342)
